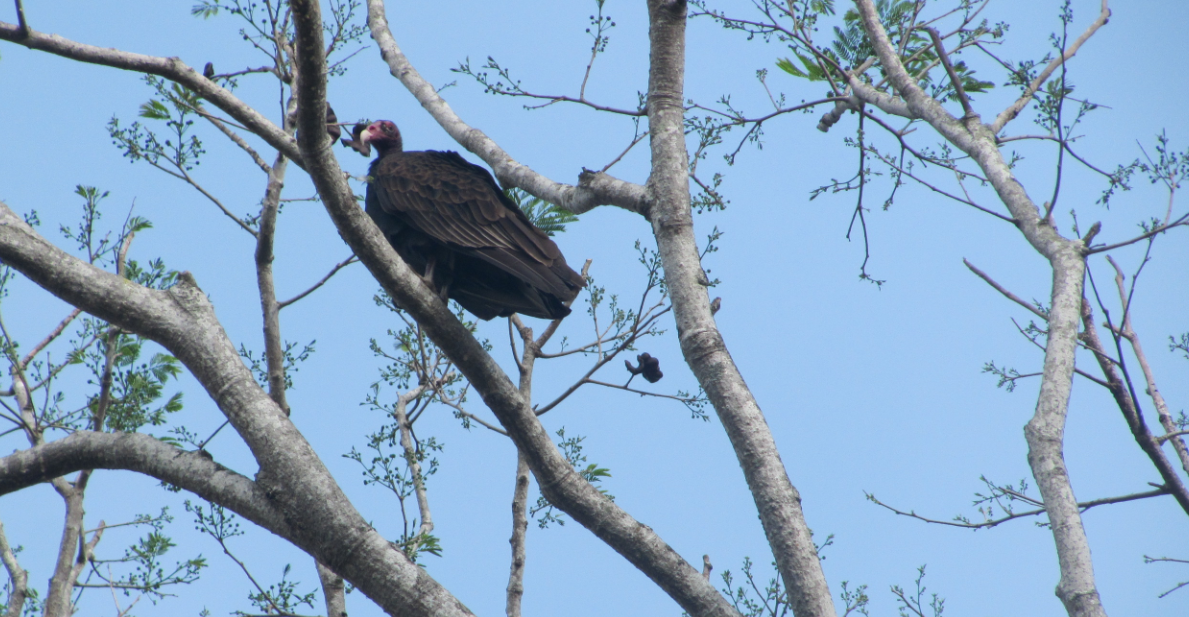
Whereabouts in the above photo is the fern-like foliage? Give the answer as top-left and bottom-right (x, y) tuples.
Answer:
(504, 188), (579, 236)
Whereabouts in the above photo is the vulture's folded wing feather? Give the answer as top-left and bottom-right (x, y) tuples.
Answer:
(369, 151), (577, 289)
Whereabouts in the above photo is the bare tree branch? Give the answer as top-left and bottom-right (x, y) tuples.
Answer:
(849, 1), (1111, 614)
(0, 520), (28, 617)
(18, 308), (82, 370)
(362, 0), (648, 216)
(868, 487), (1169, 530)
(0, 201), (477, 617)
(256, 150), (293, 414)
(505, 453), (530, 617)
(1104, 256), (1189, 480)
(317, 561), (347, 617)
(198, 106), (274, 174)
(290, 2), (740, 615)
(1087, 212), (1189, 254)
(0, 21), (303, 166)
(964, 259), (1047, 320)
(1077, 299), (1189, 516)
(925, 27), (974, 118)
(642, 1), (835, 614)
(990, 1), (1112, 134)
(0, 432), (283, 527)
(278, 255), (358, 309)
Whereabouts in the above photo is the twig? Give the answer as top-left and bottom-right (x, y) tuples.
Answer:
(1105, 256), (1189, 476)
(214, 534), (288, 616)
(107, 563), (143, 617)
(1079, 287), (1189, 515)
(585, 379), (700, 404)
(198, 106), (273, 174)
(533, 305), (669, 416)
(926, 27), (974, 118)
(196, 420), (231, 450)
(990, 1), (1112, 133)
(13, 0), (28, 38)
(1087, 211), (1189, 254)
(277, 255), (358, 308)
(18, 308), (82, 369)
(507, 317), (524, 373)
(394, 385), (433, 537)
(600, 131), (649, 173)
(1005, 314), (1110, 388)
(964, 260), (1046, 320)
(868, 487), (1167, 530)
(176, 167), (259, 236)
(448, 405), (508, 436)
(1159, 429), (1189, 445)
(869, 148), (1011, 222)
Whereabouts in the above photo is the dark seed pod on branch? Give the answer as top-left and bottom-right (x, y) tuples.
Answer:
(625, 352), (663, 383)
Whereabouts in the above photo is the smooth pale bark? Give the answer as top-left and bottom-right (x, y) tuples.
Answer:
(643, 2), (837, 616)
(505, 453), (530, 617)
(257, 151), (293, 415)
(360, 0), (839, 614)
(362, 0), (647, 216)
(43, 486), (84, 617)
(0, 432), (282, 527)
(1078, 305), (1189, 513)
(0, 521), (28, 617)
(290, 1), (740, 614)
(0, 23), (302, 167)
(0, 204), (475, 617)
(849, 2), (1107, 615)
(318, 561), (348, 617)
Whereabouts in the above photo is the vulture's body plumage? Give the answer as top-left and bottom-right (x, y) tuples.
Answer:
(354, 120), (585, 320)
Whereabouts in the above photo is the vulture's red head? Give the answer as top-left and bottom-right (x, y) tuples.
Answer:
(358, 120), (402, 157)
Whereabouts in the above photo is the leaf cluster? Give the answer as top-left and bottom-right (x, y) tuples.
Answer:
(530, 427), (613, 528)
(505, 188), (579, 237)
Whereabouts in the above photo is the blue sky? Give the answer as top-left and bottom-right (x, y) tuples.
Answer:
(1, 1), (1187, 616)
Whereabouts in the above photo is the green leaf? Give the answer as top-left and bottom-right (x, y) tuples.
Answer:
(505, 188), (578, 236)
(776, 57), (807, 79)
(191, 2), (219, 18)
(777, 54), (827, 82)
(139, 100), (171, 120)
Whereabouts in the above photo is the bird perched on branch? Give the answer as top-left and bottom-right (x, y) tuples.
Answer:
(347, 120), (585, 320)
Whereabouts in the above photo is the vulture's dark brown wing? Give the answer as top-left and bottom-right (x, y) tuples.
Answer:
(367, 150), (584, 310)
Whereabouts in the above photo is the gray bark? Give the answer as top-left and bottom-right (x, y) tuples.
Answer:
(0, 521), (28, 617)
(318, 561), (348, 617)
(0, 23), (302, 167)
(642, 2), (837, 615)
(1078, 304), (1189, 513)
(43, 485), (84, 617)
(505, 452), (530, 617)
(291, 1), (741, 614)
(849, 2), (1107, 615)
(256, 151), (293, 415)
(362, 0), (648, 216)
(0, 204), (475, 617)
(360, 0), (840, 613)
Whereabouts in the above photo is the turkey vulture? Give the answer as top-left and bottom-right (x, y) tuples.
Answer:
(351, 120), (585, 320)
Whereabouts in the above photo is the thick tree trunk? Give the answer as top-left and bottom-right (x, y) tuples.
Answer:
(643, 2), (837, 616)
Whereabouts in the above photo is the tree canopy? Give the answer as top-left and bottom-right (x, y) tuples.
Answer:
(0, 1), (1186, 616)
